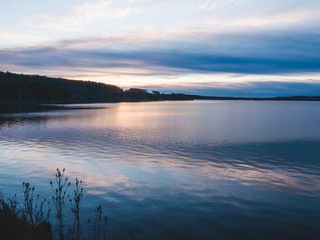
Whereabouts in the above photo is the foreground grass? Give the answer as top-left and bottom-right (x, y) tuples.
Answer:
(0, 169), (114, 240)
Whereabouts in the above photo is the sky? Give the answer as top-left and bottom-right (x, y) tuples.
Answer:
(1, 0), (320, 97)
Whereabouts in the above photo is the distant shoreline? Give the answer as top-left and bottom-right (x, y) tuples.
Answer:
(1, 95), (320, 106)
(193, 95), (320, 101)
(1, 95), (320, 105)
(1, 71), (320, 109)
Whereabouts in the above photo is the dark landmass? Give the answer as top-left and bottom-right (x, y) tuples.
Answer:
(193, 95), (320, 101)
(0, 71), (193, 105)
(1, 71), (319, 108)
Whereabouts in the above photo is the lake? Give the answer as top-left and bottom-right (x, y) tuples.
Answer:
(0, 100), (320, 239)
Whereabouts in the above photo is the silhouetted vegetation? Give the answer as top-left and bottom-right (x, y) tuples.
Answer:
(0, 169), (110, 240)
(0, 71), (193, 104)
(0, 71), (123, 103)
(1, 71), (319, 106)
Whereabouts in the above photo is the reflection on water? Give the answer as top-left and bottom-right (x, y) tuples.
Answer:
(1, 101), (320, 239)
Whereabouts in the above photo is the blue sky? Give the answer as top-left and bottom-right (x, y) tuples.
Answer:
(1, 0), (320, 97)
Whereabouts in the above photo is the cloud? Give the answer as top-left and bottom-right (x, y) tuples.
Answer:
(23, 0), (320, 34)
(1, 28), (319, 76)
(25, 0), (147, 31)
(2, 27), (320, 97)
(2, 0), (320, 97)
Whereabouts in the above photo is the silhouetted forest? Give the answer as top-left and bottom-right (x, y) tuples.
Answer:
(1, 71), (319, 104)
(0, 71), (193, 104)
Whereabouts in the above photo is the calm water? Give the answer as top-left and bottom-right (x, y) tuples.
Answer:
(0, 100), (320, 239)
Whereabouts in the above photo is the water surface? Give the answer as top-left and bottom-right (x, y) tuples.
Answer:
(0, 100), (320, 239)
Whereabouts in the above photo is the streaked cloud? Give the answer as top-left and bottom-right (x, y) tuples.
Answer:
(1, 29), (319, 74)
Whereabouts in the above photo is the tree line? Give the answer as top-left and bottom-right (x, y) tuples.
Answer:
(0, 71), (194, 104)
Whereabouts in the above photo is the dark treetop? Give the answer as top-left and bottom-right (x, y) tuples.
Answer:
(1, 71), (319, 105)
(0, 71), (194, 104)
